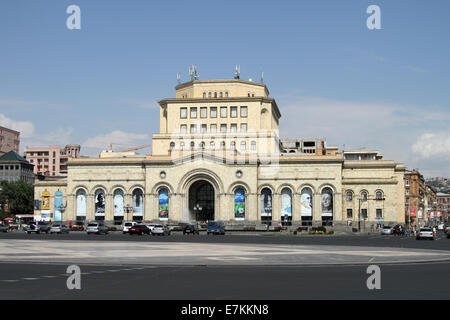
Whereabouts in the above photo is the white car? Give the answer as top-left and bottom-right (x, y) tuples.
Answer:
(151, 224), (171, 236)
(122, 221), (137, 234)
(438, 223), (445, 231)
(381, 226), (393, 235)
(416, 227), (434, 240)
(147, 224), (159, 232)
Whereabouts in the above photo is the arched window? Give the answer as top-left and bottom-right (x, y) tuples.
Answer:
(113, 189), (124, 217)
(231, 141), (236, 149)
(221, 141), (226, 149)
(170, 142), (175, 150)
(240, 141), (246, 151)
(190, 141), (195, 149)
(132, 189), (144, 220)
(234, 188), (246, 220)
(300, 188), (313, 220)
(376, 190), (383, 200)
(346, 191), (353, 201)
(361, 191), (368, 201)
(260, 188), (272, 222)
(251, 141), (257, 151)
(180, 142), (185, 150)
(76, 189), (87, 218)
(158, 188), (169, 220)
(210, 141), (215, 149)
(200, 141), (205, 149)
(94, 189), (106, 218)
(281, 188), (292, 225)
(321, 187), (333, 226)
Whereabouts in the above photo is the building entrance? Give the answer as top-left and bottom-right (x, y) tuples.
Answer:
(189, 180), (215, 222)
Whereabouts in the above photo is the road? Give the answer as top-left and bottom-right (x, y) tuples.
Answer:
(0, 231), (448, 300)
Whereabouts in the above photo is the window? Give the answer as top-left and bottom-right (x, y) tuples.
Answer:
(240, 141), (246, 151)
(376, 209), (383, 219)
(210, 107), (217, 118)
(210, 124), (217, 133)
(231, 124), (237, 133)
(201, 124), (207, 133)
(208, 92), (212, 98)
(180, 142), (185, 150)
(214, 92), (217, 98)
(406, 190), (410, 195)
(203, 92), (206, 98)
(221, 141), (226, 149)
(376, 191), (383, 200)
(221, 124), (227, 133)
(361, 209), (368, 219)
(405, 180), (410, 187)
(180, 108), (187, 119)
(210, 141), (215, 149)
(346, 191), (353, 201)
(180, 125), (187, 133)
(190, 107), (197, 119)
(190, 141), (195, 149)
(190, 124), (197, 134)
(347, 209), (353, 219)
(220, 92), (223, 98)
(251, 141), (257, 151)
(361, 191), (368, 201)
(200, 107), (207, 118)
(241, 106), (248, 118)
(170, 142), (175, 150)
(241, 123), (247, 132)
(230, 106), (238, 118)
(200, 142), (205, 149)
(220, 107), (227, 118)
(225, 92), (229, 97)
(231, 141), (236, 149)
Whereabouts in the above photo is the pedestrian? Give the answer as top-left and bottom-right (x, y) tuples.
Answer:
(403, 226), (407, 237)
(69, 221), (72, 230)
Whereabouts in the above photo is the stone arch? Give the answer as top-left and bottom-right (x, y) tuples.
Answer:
(228, 181), (251, 195)
(298, 184), (317, 195)
(178, 168), (224, 195)
(276, 183), (296, 195)
(152, 182), (175, 195)
(128, 184), (145, 195)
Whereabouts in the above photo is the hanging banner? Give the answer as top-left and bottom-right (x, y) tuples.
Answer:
(133, 189), (143, 217)
(321, 188), (333, 217)
(113, 190), (124, 217)
(42, 191), (50, 210)
(281, 189), (292, 220)
(260, 189), (272, 217)
(234, 189), (245, 221)
(158, 189), (169, 220)
(54, 191), (63, 222)
(301, 189), (313, 217)
(95, 190), (106, 217)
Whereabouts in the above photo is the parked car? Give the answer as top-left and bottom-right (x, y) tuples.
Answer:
(129, 224), (151, 235)
(183, 224), (200, 235)
(25, 222), (51, 234)
(381, 226), (393, 235)
(207, 221), (225, 235)
(416, 227), (434, 240)
(86, 222), (109, 235)
(151, 224), (171, 236)
(147, 224), (159, 232)
(438, 223), (445, 231)
(0, 223), (8, 233)
(122, 221), (137, 234)
(50, 224), (70, 234)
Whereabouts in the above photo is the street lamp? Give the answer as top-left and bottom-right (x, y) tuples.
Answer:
(124, 204), (133, 222)
(193, 204), (203, 222)
(58, 204), (66, 224)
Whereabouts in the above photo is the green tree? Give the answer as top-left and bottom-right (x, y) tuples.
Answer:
(0, 181), (34, 218)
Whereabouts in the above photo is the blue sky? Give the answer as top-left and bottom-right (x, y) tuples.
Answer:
(1, 0), (449, 177)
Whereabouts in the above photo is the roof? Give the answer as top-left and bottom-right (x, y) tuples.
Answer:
(0, 151), (27, 162)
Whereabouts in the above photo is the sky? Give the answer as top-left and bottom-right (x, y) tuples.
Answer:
(0, 0), (449, 177)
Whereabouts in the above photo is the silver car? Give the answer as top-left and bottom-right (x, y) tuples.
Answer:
(151, 224), (171, 236)
(416, 227), (434, 240)
(381, 226), (393, 235)
(50, 224), (70, 234)
(86, 222), (109, 235)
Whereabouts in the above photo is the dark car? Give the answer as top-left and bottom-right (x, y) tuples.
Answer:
(129, 224), (151, 235)
(183, 224), (200, 235)
(207, 221), (225, 235)
(0, 224), (8, 233)
(26, 222), (51, 234)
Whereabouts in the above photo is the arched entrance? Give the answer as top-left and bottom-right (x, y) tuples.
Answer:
(189, 180), (215, 222)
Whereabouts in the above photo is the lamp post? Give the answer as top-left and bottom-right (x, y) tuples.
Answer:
(193, 204), (203, 222)
(58, 204), (66, 224)
(124, 204), (133, 222)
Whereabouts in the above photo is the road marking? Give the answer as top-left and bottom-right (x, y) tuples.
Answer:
(1, 280), (19, 283)
(22, 278), (39, 281)
(42, 276), (57, 278)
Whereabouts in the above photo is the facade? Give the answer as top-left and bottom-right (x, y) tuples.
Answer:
(25, 145), (81, 177)
(33, 79), (406, 228)
(404, 170), (426, 225)
(0, 151), (34, 184)
(0, 126), (20, 156)
(436, 193), (450, 223)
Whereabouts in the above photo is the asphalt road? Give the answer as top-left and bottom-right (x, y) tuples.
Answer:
(0, 262), (449, 300)
(0, 231), (448, 300)
(1, 230), (449, 250)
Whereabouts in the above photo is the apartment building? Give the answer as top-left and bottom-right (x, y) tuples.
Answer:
(25, 144), (81, 177)
(0, 126), (20, 156)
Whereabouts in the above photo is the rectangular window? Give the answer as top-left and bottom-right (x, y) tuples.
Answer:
(220, 107), (227, 118)
(200, 107), (207, 118)
(201, 124), (207, 133)
(180, 108), (187, 119)
(210, 124), (217, 133)
(230, 106), (238, 118)
(240, 106), (248, 118)
(241, 123), (247, 132)
(220, 92), (223, 98)
(347, 209), (353, 219)
(376, 209), (383, 218)
(220, 124), (227, 133)
(231, 124), (237, 133)
(190, 107), (197, 119)
(406, 190), (410, 195)
(210, 107), (217, 118)
(190, 124), (197, 134)
(180, 125), (187, 133)
(225, 92), (229, 97)
(405, 180), (410, 187)
(362, 209), (368, 219)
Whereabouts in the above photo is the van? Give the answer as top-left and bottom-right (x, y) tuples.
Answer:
(207, 221), (225, 235)
(122, 221), (137, 234)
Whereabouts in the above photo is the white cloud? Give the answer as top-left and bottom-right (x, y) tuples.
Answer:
(0, 113), (34, 138)
(412, 132), (450, 159)
(83, 130), (151, 150)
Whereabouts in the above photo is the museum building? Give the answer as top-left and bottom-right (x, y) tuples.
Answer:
(33, 78), (406, 228)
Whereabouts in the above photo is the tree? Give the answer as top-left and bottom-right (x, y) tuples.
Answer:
(0, 181), (34, 218)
